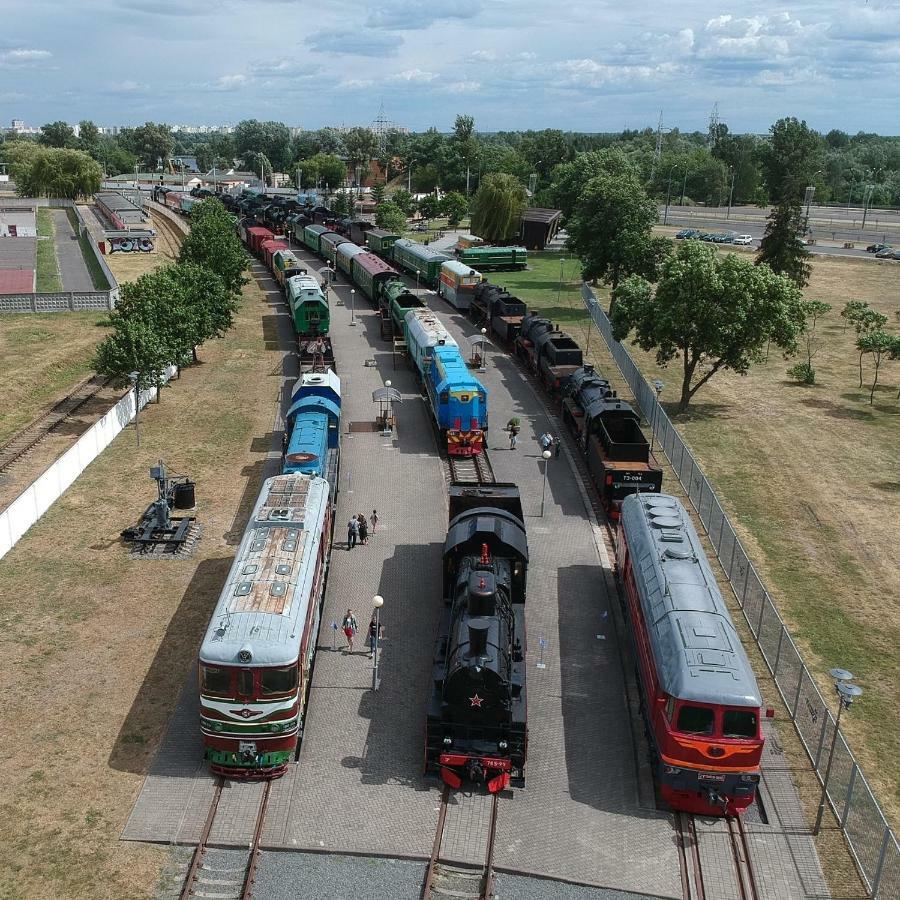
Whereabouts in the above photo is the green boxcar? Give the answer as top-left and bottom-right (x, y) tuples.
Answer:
(457, 245), (528, 271)
(391, 239), (450, 287)
(286, 274), (329, 336)
(365, 228), (400, 258)
(303, 224), (329, 254)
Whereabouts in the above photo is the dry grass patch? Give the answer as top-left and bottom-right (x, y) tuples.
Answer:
(518, 251), (900, 830)
(0, 270), (288, 898)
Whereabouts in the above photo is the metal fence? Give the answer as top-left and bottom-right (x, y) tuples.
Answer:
(582, 283), (899, 899)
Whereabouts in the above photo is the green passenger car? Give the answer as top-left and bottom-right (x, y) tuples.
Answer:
(390, 239), (451, 287)
(365, 228), (400, 258)
(303, 224), (329, 254)
(457, 245), (528, 271)
(286, 273), (329, 336)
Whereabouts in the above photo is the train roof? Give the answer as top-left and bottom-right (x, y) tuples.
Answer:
(304, 224), (329, 235)
(620, 494), (762, 708)
(336, 242), (366, 261)
(393, 238), (451, 263)
(366, 228), (399, 239)
(441, 259), (480, 278)
(353, 251), (398, 277)
(404, 308), (458, 350)
(433, 344), (485, 394)
(290, 368), (341, 405)
(320, 231), (348, 247)
(199, 475), (330, 667)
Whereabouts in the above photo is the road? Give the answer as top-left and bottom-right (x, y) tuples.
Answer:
(50, 208), (94, 291)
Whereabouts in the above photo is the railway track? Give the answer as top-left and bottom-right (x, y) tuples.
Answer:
(674, 812), (760, 900)
(180, 779), (271, 900)
(151, 209), (185, 260)
(422, 787), (499, 900)
(446, 449), (495, 486)
(0, 375), (117, 475)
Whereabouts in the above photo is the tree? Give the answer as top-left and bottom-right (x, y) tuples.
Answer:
(331, 190), (352, 217)
(2, 141), (43, 183)
(234, 119), (292, 171)
(375, 201), (407, 235)
(391, 188), (414, 215)
(856, 331), (898, 404)
(519, 129), (572, 182)
(841, 302), (888, 386)
(371, 183), (386, 205)
(441, 191), (468, 227)
(760, 117), (825, 202)
(344, 126), (378, 171)
(296, 153), (346, 190)
(178, 198), (249, 297)
(17, 148), (102, 199)
(756, 200), (812, 288)
(167, 263), (236, 362)
(566, 170), (668, 302)
(451, 114), (478, 194)
(787, 300), (831, 384)
(470, 173), (526, 243)
(418, 193), (442, 220)
(39, 121), (76, 149)
(118, 122), (174, 168)
(77, 120), (100, 157)
(549, 149), (636, 219)
(612, 241), (806, 411)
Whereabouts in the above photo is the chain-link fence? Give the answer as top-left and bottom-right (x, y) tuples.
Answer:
(582, 284), (899, 899)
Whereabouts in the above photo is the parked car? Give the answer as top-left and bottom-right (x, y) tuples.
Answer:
(875, 247), (895, 258)
(866, 243), (889, 253)
(891, 249), (900, 260)
(733, 234), (753, 245)
(675, 228), (699, 239)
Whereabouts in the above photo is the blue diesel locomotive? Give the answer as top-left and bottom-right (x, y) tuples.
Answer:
(405, 308), (487, 456)
(282, 369), (341, 488)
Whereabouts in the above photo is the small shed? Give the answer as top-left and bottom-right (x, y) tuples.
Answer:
(521, 208), (562, 250)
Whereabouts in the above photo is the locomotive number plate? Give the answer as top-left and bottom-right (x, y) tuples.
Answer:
(698, 773), (725, 783)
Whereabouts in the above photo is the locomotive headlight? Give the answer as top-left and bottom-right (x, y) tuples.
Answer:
(498, 740), (508, 750)
(664, 765), (681, 776)
(213, 722), (223, 732)
(443, 736), (453, 746)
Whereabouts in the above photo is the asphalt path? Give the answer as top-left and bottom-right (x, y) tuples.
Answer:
(50, 208), (95, 291)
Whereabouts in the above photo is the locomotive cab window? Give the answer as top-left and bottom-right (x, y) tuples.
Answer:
(723, 709), (758, 738)
(440, 390), (449, 403)
(261, 666), (298, 695)
(202, 665), (231, 695)
(237, 669), (254, 698)
(677, 705), (715, 735)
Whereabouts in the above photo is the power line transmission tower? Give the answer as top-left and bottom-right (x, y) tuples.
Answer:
(373, 101), (392, 155)
(649, 111), (665, 183)
(707, 102), (720, 148)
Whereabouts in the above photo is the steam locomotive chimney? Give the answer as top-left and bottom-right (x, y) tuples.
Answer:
(468, 619), (490, 659)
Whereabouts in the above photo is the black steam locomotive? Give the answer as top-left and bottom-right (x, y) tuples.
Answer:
(425, 484), (529, 792)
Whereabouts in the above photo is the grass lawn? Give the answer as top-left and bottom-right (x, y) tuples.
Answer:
(513, 250), (900, 829)
(65, 208), (110, 290)
(401, 215), (471, 242)
(35, 207), (61, 293)
(0, 270), (286, 898)
(0, 312), (110, 445)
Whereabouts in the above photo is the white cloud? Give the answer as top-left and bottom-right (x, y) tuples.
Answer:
(214, 74), (249, 91)
(366, 0), (482, 30)
(0, 48), (52, 67)
(444, 81), (481, 93)
(388, 68), (438, 83)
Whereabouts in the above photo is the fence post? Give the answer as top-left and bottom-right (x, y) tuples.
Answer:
(697, 478), (706, 524)
(793, 664), (806, 718)
(773, 627), (785, 676)
(814, 714), (830, 769)
(841, 763), (857, 828)
(870, 825), (891, 898)
(757, 591), (767, 636)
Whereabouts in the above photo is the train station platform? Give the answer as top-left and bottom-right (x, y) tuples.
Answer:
(123, 246), (831, 900)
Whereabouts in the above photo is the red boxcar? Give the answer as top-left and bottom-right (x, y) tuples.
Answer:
(246, 226), (275, 256)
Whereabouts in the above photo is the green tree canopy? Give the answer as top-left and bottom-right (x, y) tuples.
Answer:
(234, 119), (292, 171)
(470, 173), (526, 243)
(39, 121), (76, 148)
(756, 200), (812, 288)
(375, 201), (407, 235)
(296, 153), (346, 190)
(17, 147), (102, 199)
(612, 240), (806, 410)
(178, 198), (249, 296)
(441, 191), (468, 227)
(566, 169), (668, 297)
(391, 188), (414, 215)
(119, 122), (174, 168)
(550, 148), (636, 219)
(344, 126), (378, 170)
(856, 331), (899, 404)
(761, 117), (825, 202)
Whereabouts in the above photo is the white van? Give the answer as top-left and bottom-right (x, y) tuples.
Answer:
(733, 234), (753, 245)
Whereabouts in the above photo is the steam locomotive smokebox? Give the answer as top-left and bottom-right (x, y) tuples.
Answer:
(173, 481), (196, 509)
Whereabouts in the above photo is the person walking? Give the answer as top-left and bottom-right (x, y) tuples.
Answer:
(553, 435), (562, 458)
(507, 417), (520, 451)
(347, 516), (359, 550)
(342, 609), (358, 652)
(358, 513), (369, 545)
(540, 432), (554, 452)
(370, 510), (379, 533)
(367, 614), (384, 659)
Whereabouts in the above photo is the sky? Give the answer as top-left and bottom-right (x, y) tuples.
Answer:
(1, 0), (899, 134)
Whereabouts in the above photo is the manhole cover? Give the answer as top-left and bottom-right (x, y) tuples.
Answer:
(348, 421), (379, 433)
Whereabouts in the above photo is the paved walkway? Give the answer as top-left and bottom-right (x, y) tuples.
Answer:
(50, 207), (94, 291)
(124, 246), (831, 900)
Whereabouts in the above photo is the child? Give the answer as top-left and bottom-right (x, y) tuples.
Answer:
(370, 510), (379, 533)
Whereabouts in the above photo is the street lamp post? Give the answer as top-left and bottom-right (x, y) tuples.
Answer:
(861, 184), (874, 231)
(415, 269), (421, 293)
(814, 669), (863, 835)
(479, 328), (487, 373)
(663, 168), (678, 226)
(540, 449), (552, 516)
(726, 166), (736, 220)
(349, 289), (356, 326)
(680, 169), (688, 207)
(650, 379), (664, 454)
(384, 380), (392, 433)
(557, 257), (565, 304)
(371, 595), (384, 691)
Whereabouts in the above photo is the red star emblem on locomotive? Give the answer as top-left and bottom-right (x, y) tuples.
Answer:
(469, 694), (484, 708)
(233, 708), (258, 718)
